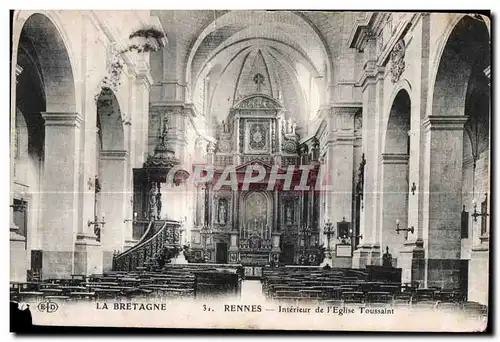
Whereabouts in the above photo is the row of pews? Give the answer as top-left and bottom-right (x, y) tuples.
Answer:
(261, 267), (487, 315)
(10, 264), (243, 302)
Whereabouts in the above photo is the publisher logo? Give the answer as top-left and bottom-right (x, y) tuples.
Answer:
(37, 301), (59, 313)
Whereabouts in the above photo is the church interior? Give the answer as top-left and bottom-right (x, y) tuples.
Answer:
(10, 11), (490, 312)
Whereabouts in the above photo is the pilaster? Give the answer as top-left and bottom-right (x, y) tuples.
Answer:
(99, 149), (129, 271)
(41, 112), (83, 279)
(10, 64), (27, 282)
(323, 106), (359, 266)
(378, 153), (409, 263)
(353, 52), (384, 268)
(421, 115), (468, 289)
(130, 64), (153, 166)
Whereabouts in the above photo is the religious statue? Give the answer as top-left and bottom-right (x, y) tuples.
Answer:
(155, 191), (162, 220)
(221, 120), (229, 133)
(162, 116), (170, 136)
(218, 199), (227, 224)
(382, 246), (393, 267)
(253, 125), (262, 143)
(286, 119), (294, 134)
(149, 185), (157, 220)
(291, 121), (296, 135)
(285, 203), (293, 224)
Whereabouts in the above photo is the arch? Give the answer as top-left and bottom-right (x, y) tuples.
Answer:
(233, 94), (282, 110)
(428, 14), (490, 118)
(202, 42), (311, 124)
(13, 12), (77, 113)
(387, 79), (412, 115)
(383, 89), (411, 155)
(195, 38), (321, 90)
(96, 87), (125, 151)
(379, 88), (412, 261)
(184, 11), (332, 102)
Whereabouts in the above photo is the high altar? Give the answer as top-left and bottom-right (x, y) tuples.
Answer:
(189, 93), (323, 275)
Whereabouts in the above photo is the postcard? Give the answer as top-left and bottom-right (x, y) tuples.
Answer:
(10, 10), (490, 332)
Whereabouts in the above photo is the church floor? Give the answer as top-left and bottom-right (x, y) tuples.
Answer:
(240, 280), (264, 301)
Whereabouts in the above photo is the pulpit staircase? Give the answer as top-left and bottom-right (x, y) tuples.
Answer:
(112, 220), (182, 272)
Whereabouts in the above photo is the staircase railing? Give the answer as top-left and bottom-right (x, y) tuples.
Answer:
(113, 220), (182, 272)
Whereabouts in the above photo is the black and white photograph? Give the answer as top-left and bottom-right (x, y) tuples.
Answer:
(8, 9), (491, 332)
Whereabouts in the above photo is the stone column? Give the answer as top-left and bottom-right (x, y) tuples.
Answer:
(228, 189), (240, 263)
(232, 190), (239, 231)
(195, 184), (205, 227)
(99, 150), (128, 271)
(379, 153), (409, 265)
(329, 108), (357, 225)
(74, 96), (102, 277)
(324, 107), (357, 267)
(165, 107), (188, 162)
(273, 189), (278, 232)
(122, 120), (136, 249)
(130, 64), (153, 166)
(11, 64), (27, 282)
(353, 59), (384, 268)
(207, 142), (215, 166)
(41, 112), (87, 279)
(234, 116), (241, 165)
(422, 115), (467, 289)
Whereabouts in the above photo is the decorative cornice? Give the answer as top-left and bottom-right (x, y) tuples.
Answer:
(380, 153), (409, 165)
(330, 105), (362, 116)
(41, 112), (83, 127)
(423, 116), (468, 131)
(331, 131), (356, 145)
(150, 102), (196, 117)
(100, 149), (129, 160)
(356, 61), (385, 90)
(348, 13), (376, 52)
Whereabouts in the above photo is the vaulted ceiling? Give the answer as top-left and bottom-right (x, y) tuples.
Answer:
(187, 11), (330, 126)
(154, 11), (349, 128)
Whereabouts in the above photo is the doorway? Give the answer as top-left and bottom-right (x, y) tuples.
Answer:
(216, 242), (228, 264)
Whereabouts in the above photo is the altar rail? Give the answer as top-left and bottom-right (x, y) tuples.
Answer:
(113, 220), (181, 272)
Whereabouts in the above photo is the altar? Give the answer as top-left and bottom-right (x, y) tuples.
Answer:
(189, 93), (322, 269)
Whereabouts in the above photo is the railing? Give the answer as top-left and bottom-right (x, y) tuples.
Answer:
(113, 219), (182, 272)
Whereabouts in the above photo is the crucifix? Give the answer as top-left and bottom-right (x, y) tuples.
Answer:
(253, 73), (265, 92)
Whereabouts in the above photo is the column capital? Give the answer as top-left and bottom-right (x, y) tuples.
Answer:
(327, 105), (362, 132)
(127, 57), (154, 90)
(42, 112), (83, 127)
(100, 149), (129, 160)
(330, 105), (362, 116)
(380, 153), (409, 165)
(328, 131), (356, 145)
(423, 115), (468, 131)
(356, 61), (385, 91)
